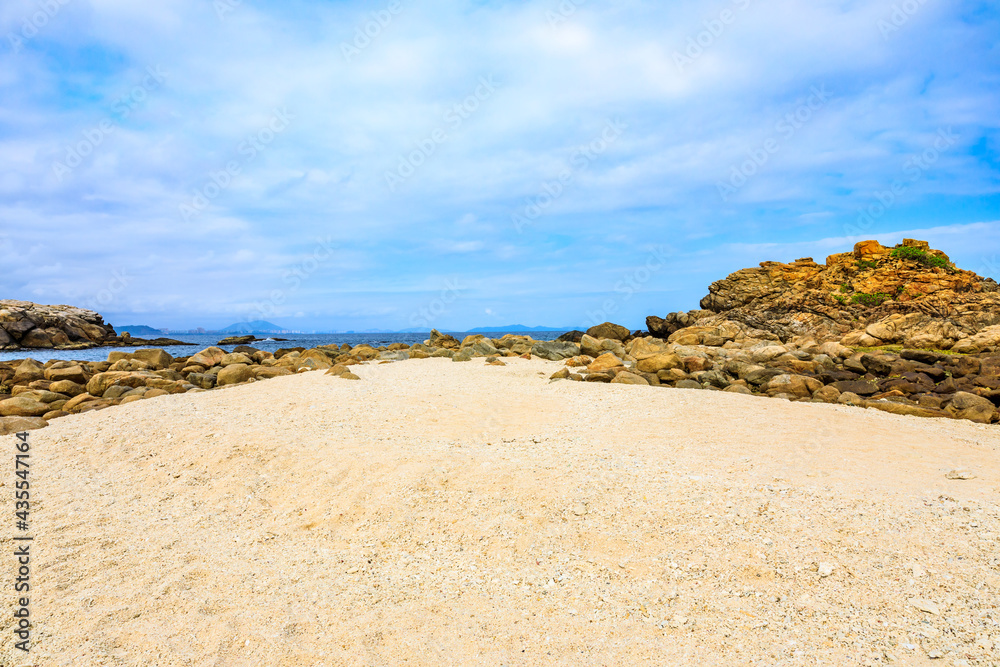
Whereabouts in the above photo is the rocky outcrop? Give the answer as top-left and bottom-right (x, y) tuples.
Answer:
(4, 318), (999, 437)
(0, 300), (118, 350)
(0, 300), (191, 350)
(648, 239), (1000, 351)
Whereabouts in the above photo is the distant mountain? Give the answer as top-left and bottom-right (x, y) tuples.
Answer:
(462, 325), (572, 333)
(219, 320), (291, 334)
(116, 325), (165, 335)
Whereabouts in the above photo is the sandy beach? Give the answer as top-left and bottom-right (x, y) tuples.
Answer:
(4, 357), (999, 666)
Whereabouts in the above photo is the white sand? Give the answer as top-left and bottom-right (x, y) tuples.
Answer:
(3, 357), (999, 666)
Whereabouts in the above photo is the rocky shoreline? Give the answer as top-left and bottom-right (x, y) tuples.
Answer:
(0, 299), (192, 351)
(1, 319), (999, 435)
(2, 238), (998, 434)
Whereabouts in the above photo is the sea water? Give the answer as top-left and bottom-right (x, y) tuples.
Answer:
(0, 331), (571, 364)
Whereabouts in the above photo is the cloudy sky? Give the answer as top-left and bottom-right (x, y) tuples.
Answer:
(1, 0), (998, 331)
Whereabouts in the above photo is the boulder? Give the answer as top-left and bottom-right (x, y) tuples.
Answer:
(0, 397), (50, 417)
(635, 353), (682, 374)
(187, 373), (216, 389)
(429, 329), (460, 349)
(13, 359), (45, 385)
(626, 336), (671, 360)
(48, 380), (87, 397)
(818, 342), (854, 359)
(865, 319), (901, 343)
(900, 349), (949, 365)
(254, 367), (294, 380)
(750, 346), (788, 364)
(945, 392), (996, 424)
(585, 322), (630, 341)
(864, 401), (950, 420)
(860, 354), (893, 376)
(832, 379), (879, 396)
(610, 371), (649, 386)
(351, 345), (379, 361)
(468, 340), (501, 357)
(646, 311), (699, 339)
(187, 346), (227, 368)
(979, 356), (1000, 377)
(587, 353), (625, 374)
(812, 385), (841, 403)
(63, 393), (96, 411)
(19, 390), (64, 404)
(765, 374), (822, 398)
(86, 371), (152, 396)
(667, 325), (734, 347)
(531, 341), (579, 361)
(43, 364), (88, 384)
(217, 364), (254, 386)
(556, 330), (585, 343)
(297, 350), (333, 367)
(132, 348), (174, 370)
(0, 416), (47, 435)
(217, 335), (256, 345)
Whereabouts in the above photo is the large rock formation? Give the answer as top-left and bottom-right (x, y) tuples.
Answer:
(0, 300), (118, 350)
(648, 239), (1000, 351)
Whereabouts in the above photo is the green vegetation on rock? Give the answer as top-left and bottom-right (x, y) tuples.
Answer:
(890, 246), (950, 269)
(850, 292), (891, 307)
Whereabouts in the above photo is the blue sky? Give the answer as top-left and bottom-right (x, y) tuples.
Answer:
(1, 0), (998, 332)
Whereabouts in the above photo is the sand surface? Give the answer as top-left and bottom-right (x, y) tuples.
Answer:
(2, 357), (999, 666)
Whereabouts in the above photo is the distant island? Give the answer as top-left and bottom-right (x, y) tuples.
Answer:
(117, 325), (167, 336)
(219, 321), (297, 334)
(463, 325), (572, 333)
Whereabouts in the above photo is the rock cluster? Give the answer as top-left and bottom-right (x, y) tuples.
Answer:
(0, 300), (118, 350)
(0, 300), (190, 350)
(649, 239), (1000, 351)
(2, 315), (999, 435)
(555, 330), (1000, 424)
(0, 329), (589, 435)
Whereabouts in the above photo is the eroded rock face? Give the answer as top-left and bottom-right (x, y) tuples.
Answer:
(649, 240), (1000, 349)
(0, 300), (118, 350)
